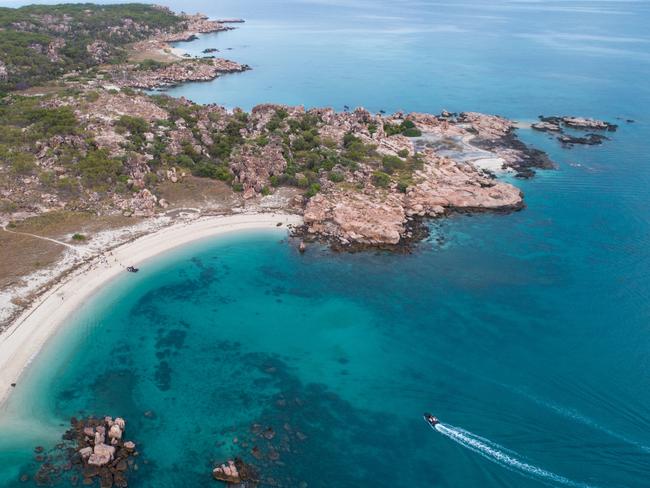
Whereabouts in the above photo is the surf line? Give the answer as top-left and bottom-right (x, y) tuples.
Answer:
(431, 422), (598, 488)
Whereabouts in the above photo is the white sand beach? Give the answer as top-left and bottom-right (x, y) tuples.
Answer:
(0, 212), (302, 409)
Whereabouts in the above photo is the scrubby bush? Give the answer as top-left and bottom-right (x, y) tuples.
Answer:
(75, 149), (123, 189)
(305, 183), (321, 198)
(26, 106), (78, 137)
(383, 120), (422, 138)
(328, 171), (344, 183)
(402, 127), (422, 137)
(7, 151), (36, 174)
(381, 155), (404, 174)
(372, 171), (391, 188)
(191, 162), (232, 181)
(397, 178), (411, 193)
(342, 133), (376, 162)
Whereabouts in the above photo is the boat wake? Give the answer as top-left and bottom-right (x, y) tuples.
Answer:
(521, 393), (650, 455)
(432, 422), (597, 488)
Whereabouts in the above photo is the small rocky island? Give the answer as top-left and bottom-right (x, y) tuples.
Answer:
(30, 416), (138, 487)
(532, 115), (619, 146)
(213, 458), (257, 486)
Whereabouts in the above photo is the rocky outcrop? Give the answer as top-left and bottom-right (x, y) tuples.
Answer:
(531, 120), (561, 132)
(404, 111), (553, 178)
(303, 152), (523, 247)
(405, 153), (523, 215)
(532, 115), (617, 146)
(113, 58), (250, 89)
(230, 143), (287, 199)
(31, 416), (137, 488)
(113, 188), (161, 217)
(87, 40), (112, 63)
(47, 38), (66, 62)
(558, 133), (608, 146)
(304, 189), (406, 245)
(539, 116), (618, 132)
(213, 458), (257, 485)
(164, 13), (232, 43)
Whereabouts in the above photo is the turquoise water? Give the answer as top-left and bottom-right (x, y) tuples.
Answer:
(1, 0), (650, 487)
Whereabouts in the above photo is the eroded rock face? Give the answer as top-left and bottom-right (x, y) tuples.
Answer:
(405, 155), (523, 216)
(230, 142), (287, 199)
(86, 40), (112, 63)
(303, 152), (523, 247)
(304, 189), (406, 245)
(87, 443), (115, 466)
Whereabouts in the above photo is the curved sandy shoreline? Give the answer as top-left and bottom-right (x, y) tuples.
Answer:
(0, 212), (302, 409)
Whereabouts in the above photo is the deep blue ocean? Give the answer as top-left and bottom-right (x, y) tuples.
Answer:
(1, 1), (649, 487)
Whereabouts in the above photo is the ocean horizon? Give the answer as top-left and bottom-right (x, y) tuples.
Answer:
(0, 0), (649, 487)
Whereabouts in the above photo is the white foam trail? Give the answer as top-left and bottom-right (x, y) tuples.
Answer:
(433, 423), (598, 488)
(515, 390), (650, 455)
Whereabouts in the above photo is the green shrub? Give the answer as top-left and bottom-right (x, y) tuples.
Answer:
(56, 176), (79, 195)
(381, 155), (404, 174)
(39, 170), (55, 187)
(75, 149), (123, 189)
(137, 59), (166, 71)
(397, 149), (409, 158)
(397, 179), (410, 193)
(26, 106), (78, 137)
(342, 133), (376, 161)
(85, 91), (100, 102)
(116, 115), (149, 136)
(10, 152), (36, 174)
(305, 183), (321, 198)
(372, 171), (391, 188)
(401, 120), (416, 129)
(402, 127), (422, 137)
(383, 120), (421, 138)
(192, 162), (232, 181)
(328, 171), (344, 183)
(71, 233), (86, 241)
(144, 172), (158, 187)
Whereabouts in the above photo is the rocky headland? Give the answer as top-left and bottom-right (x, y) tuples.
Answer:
(0, 3), (624, 331)
(0, 83), (556, 249)
(109, 58), (250, 89)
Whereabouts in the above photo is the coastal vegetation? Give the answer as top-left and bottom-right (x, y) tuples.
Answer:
(0, 3), (182, 92)
(0, 3), (558, 250)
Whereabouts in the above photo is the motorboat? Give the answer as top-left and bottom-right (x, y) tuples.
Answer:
(423, 413), (439, 427)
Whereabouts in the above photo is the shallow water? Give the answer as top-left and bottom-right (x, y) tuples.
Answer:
(1, 0), (650, 487)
